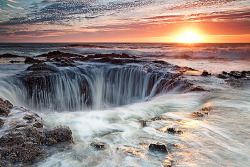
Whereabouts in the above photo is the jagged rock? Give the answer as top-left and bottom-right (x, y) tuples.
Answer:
(166, 128), (183, 135)
(0, 100), (73, 165)
(149, 144), (168, 153)
(191, 104), (212, 118)
(90, 142), (106, 150)
(0, 98), (13, 117)
(201, 70), (211, 76)
(192, 112), (205, 117)
(0, 118), (4, 128)
(24, 57), (44, 64)
(218, 71), (250, 80)
(33, 120), (43, 128)
(26, 63), (58, 73)
(0, 53), (21, 58)
(10, 60), (21, 63)
(188, 86), (207, 92)
(0, 125), (73, 165)
(38, 50), (80, 59)
(151, 116), (166, 121)
(0, 142), (45, 164)
(217, 74), (227, 79)
(44, 126), (73, 145)
(23, 114), (43, 128)
(139, 120), (147, 127)
(53, 57), (75, 67)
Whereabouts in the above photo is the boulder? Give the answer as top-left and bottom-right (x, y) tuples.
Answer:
(0, 118), (4, 128)
(44, 126), (73, 145)
(0, 98), (13, 117)
(24, 57), (44, 64)
(139, 120), (147, 127)
(166, 128), (183, 135)
(90, 142), (106, 150)
(0, 53), (21, 58)
(38, 51), (80, 59)
(201, 70), (211, 77)
(0, 125), (73, 164)
(26, 63), (58, 73)
(53, 57), (75, 67)
(149, 144), (168, 153)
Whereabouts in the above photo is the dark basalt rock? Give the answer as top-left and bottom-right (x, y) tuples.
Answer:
(24, 57), (44, 64)
(151, 116), (166, 121)
(90, 142), (106, 150)
(23, 114), (43, 128)
(0, 99), (13, 117)
(0, 53), (21, 58)
(26, 62), (59, 72)
(44, 126), (73, 145)
(38, 50), (81, 59)
(0, 125), (73, 164)
(187, 86), (207, 92)
(53, 57), (75, 67)
(10, 60), (21, 63)
(201, 70), (211, 77)
(149, 144), (168, 153)
(166, 128), (183, 135)
(0, 98), (74, 165)
(191, 104), (212, 118)
(217, 74), (227, 79)
(218, 71), (250, 80)
(139, 120), (147, 127)
(0, 118), (4, 128)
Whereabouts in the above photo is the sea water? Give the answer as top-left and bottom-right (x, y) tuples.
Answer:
(0, 43), (249, 167)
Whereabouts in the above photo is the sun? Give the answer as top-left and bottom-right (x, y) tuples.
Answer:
(177, 30), (202, 43)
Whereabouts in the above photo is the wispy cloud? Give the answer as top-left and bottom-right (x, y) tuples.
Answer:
(7, 4), (23, 10)
(0, 0), (249, 42)
(7, 0), (19, 3)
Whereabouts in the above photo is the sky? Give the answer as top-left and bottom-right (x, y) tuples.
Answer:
(0, 0), (249, 43)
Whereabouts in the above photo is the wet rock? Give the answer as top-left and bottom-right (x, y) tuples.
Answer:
(201, 70), (211, 77)
(149, 144), (168, 153)
(90, 142), (106, 150)
(139, 120), (147, 127)
(0, 142), (45, 164)
(44, 126), (73, 145)
(26, 62), (58, 73)
(218, 71), (250, 80)
(23, 114), (36, 121)
(151, 116), (166, 121)
(10, 60), (21, 63)
(53, 57), (75, 67)
(23, 114), (43, 128)
(0, 104), (73, 165)
(0, 125), (73, 164)
(166, 128), (183, 135)
(0, 118), (4, 128)
(192, 112), (205, 117)
(188, 86), (207, 92)
(192, 104), (212, 118)
(0, 53), (21, 58)
(217, 74), (227, 79)
(33, 120), (43, 128)
(38, 50), (80, 59)
(0, 98), (13, 117)
(24, 57), (44, 64)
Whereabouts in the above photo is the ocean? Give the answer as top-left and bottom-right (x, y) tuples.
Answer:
(0, 43), (249, 167)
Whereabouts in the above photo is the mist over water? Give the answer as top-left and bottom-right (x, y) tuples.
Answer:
(0, 43), (249, 167)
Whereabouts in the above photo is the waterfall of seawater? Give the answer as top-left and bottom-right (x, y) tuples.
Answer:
(0, 64), (187, 111)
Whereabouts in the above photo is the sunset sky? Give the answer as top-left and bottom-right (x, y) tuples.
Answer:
(0, 0), (249, 43)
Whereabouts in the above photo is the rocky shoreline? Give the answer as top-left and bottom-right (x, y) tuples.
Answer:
(0, 98), (73, 166)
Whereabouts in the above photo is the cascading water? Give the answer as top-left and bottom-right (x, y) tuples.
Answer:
(0, 63), (189, 111)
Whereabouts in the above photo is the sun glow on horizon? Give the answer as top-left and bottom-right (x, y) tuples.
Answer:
(176, 30), (203, 43)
